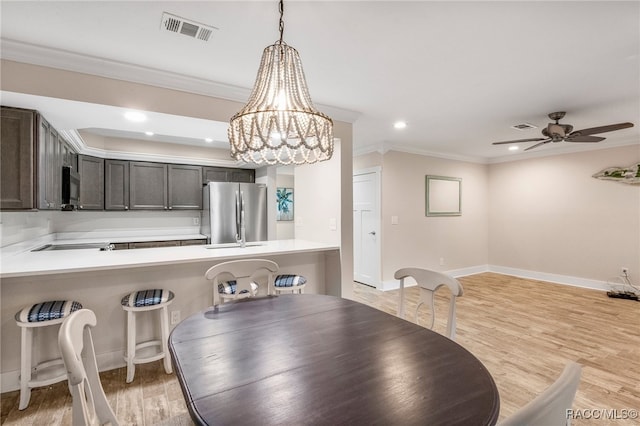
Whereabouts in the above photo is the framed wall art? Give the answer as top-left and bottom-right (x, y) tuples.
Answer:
(276, 187), (294, 221)
(425, 175), (462, 216)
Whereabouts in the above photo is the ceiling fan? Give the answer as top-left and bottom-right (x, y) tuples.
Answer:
(492, 112), (634, 151)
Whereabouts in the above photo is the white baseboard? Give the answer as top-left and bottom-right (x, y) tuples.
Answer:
(488, 265), (610, 291)
(1, 349), (126, 393)
(378, 264), (609, 292)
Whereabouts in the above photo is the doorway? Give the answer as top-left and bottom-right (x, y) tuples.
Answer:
(353, 167), (381, 288)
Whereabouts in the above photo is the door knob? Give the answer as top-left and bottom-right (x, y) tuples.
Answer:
(369, 231), (376, 236)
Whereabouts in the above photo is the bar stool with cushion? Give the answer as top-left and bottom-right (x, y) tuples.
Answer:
(205, 259), (279, 306)
(273, 274), (307, 294)
(15, 299), (83, 410)
(121, 289), (174, 383)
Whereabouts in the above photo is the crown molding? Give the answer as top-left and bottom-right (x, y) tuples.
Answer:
(486, 139), (640, 164)
(60, 130), (241, 168)
(354, 138), (640, 165)
(0, 38), (361, 124)
(353, 141), (488, 164)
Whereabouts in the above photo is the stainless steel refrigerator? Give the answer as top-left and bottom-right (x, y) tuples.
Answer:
(202, 182), (267, 244)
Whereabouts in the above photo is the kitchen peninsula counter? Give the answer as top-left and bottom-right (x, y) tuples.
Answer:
(1, 238), (339, 278)
(0, 237), (341, 391)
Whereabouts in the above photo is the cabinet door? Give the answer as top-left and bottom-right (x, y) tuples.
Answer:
(38, 116), (62, 210)
(128, 240), (180, 249)
(169, 164), (203, 210)
(60, 139), (77, 169)
(105, 159), (130, 210)
(180, 239), (207, 246)
(203, 166), (230, 182)
(230, 169), (255, 183)
(203, 167), (255, 183)
(78, 155), (104, 210)
(130, 161), (168, 210)
(0, 107), (36, 210)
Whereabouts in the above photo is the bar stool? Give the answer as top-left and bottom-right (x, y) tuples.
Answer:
(15, 299), (83, 410)
(121, 289), (174, 383)
(273, 274), (307, 294)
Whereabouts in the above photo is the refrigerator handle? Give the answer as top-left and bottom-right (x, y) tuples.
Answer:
(235, 191), (240, 240)
(235, 190), (246, 247)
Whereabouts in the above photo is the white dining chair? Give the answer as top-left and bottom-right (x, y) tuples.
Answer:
(499, 361), (582, 426)
(58, 308), (119, 426)
(394, 268), (463, 340)
(205, 259), (279, 306)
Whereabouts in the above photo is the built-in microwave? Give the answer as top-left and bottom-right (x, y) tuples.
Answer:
(61, 166), (80, 210)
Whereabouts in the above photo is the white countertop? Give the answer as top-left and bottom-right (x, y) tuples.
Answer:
(0, 236), (339, 278)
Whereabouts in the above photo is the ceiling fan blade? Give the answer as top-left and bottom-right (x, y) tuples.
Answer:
(492, 138), (546, 145)
(565, 136), (606, 143)
(569, 122), (633, 137)
(524, 140), (551, 151)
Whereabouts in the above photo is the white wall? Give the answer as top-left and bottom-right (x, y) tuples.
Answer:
(489, 145), (640, 283)
(377, 150), (489, 282)
(355, 144), (640, 289)
(295, 139), (342, 245)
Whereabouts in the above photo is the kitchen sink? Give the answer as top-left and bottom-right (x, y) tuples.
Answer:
(205, 242), (266, 249)
(31, 243), (114, 252)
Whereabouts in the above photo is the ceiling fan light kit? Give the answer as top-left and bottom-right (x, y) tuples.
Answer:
(228, 0), (334, 165)
(493, 111), (633, 151)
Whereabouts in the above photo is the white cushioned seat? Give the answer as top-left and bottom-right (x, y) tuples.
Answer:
(273, 274), (307, 294)
(121, 288), (174, 383)
(218, 280), (259, 295)
(15, 299), (83, 410)
(121, 289), (174, 308)
(15, 300), (83, 323)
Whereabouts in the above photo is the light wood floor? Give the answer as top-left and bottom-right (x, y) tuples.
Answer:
(2, 272), (639, 425)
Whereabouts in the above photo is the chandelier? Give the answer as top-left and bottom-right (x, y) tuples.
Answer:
(228, 0), (334, 165)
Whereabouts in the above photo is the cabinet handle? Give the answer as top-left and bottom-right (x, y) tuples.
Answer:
(169, 206), (172, 210)
(125, 206), (129, 210)
(164, 206), (168, 210)
(79, 205), (83, 209)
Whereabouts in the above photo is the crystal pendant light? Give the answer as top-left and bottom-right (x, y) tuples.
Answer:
(228, 0), (334, 165)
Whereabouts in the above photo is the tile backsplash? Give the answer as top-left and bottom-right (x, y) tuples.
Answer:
(0, 210), (202, 247)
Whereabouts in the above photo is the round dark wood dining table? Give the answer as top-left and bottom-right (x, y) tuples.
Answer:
(169, 294), (500, 425)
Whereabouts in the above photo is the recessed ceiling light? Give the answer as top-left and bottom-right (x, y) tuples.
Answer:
(509, 146), (519, 151)
(124, 111), (147, 122)
(204, 138), (213, 143)
(145, 131), (154, 136)
(394, 121), (407, 129)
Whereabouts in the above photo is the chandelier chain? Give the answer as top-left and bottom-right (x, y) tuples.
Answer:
(278, 0), (284, 44)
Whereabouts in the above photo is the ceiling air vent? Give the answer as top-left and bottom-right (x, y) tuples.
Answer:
(510, 123), (537, 131)
(161, 12), (218, 42)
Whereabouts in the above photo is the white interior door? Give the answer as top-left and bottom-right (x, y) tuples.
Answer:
(353, 168), (381, 288)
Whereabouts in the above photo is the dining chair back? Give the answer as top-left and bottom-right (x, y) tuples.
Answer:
(58, 308), (119, 426)
(499, 361), (582, 426)
(394, 268), (463, 340)
(205, 259), (279, 306)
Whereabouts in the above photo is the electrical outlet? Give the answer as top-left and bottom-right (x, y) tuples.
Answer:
(621, 267), (629, 276)
(170, 310), (180, 325)
(193, 217), (200, 226)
